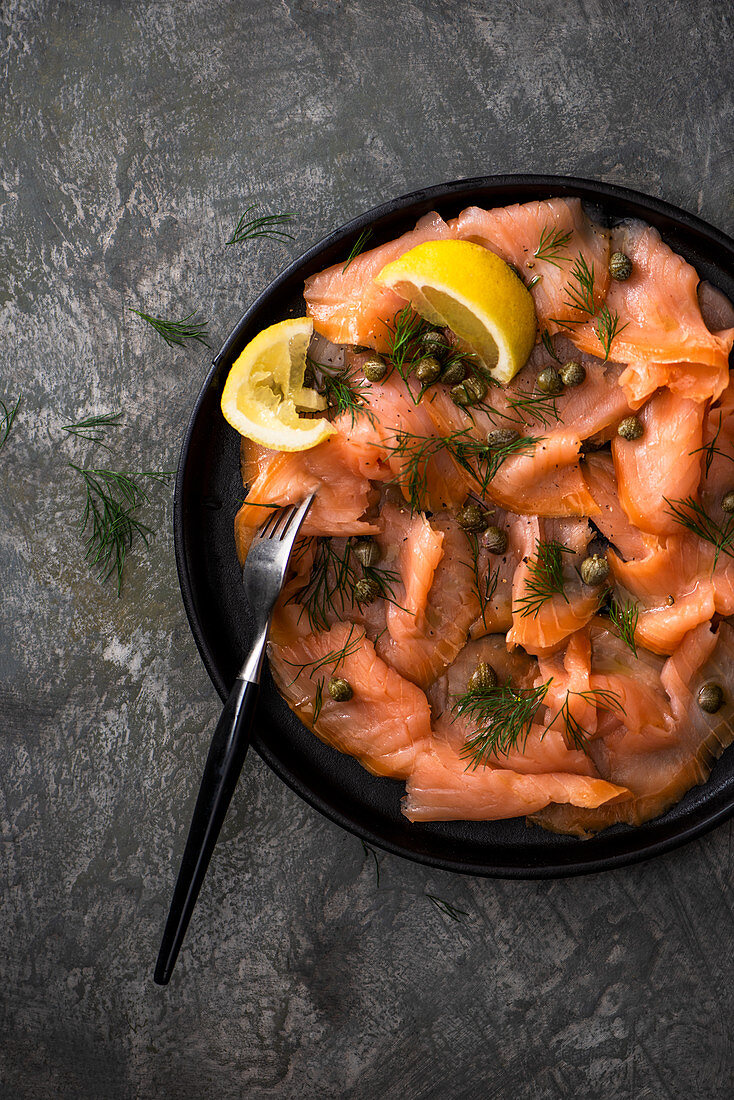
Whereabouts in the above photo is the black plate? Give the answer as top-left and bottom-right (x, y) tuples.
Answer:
(175, 174), (734, 878)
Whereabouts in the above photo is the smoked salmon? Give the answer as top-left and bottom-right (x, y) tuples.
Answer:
(231, 195), (734, 838)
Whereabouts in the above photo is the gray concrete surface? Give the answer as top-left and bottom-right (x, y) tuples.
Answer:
(2, 1), (733, 1097)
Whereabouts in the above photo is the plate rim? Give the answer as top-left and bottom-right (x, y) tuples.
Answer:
(174, 172), (734, 879)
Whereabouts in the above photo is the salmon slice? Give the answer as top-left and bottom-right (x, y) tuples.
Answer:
(569, 222), (733, 406)
(587, 619), (671, 737)
(402, 741), (628, 822)
(450, 197), (610, 334)
(583, 452), (646, 560)
(385, 508), (445, 642)
(376, 509), (480, 688)
(507, 516), (599, 655)
(303, 211), (453, 350)
(612, 388), (703, 536)
(698, 280), (734, 336)
(521, 334), (633, 437)
(468, 508), (519, 638)
(268, 622), (431, 778)
(235, 421), (380, 539)
(530, 622), (734, 836)
(537, 628), (598, 742)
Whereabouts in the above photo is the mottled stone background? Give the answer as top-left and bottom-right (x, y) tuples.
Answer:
(1, 1), (733, 1097)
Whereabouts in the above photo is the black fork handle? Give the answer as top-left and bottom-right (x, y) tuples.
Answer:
(154, 675), (259, 985)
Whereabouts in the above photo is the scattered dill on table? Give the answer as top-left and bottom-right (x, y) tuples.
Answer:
(534, 225), (573, 268)
(608, 596), (640, 657)
(61, 411), (123, 448)
(664, 496), (734, 567)
(0, 395), (21, 454)
(70, 465), (171, 596)
(130, 309), (210, 348)
(513, 539), (572, 618)
(426, 894), (468, 923)
(342, 227), (373, 273)
(360, 840), (381, 888)
(225, 204), (295, 246)
(593, 305), (628, 361)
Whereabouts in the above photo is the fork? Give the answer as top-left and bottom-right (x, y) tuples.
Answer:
(154, 492), (315, 985)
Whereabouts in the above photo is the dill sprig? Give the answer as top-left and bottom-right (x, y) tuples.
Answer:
(360, 840), (381, 887)
(455, 680), (551, 766)
(383, 427), (541, 512)
(61, 411), (123, 448)
(382, 305), (432, 398)
(551, 253), (596, 324)
(540, 330), (561, 362)
(505, 388), (562, 429)
(691, 410), (734, 478)
(534, 225), (573, 268)
(526, 275), (541, 290)
(514, 539), (573, 618)
(70, 464), (170, 595)
(342, 227), (373, 273)
(426, 894), (467, 923)
(664, 496), (734, 567)
(608, 596), (640, 657)
(593, 305), (628, 361)
(465, 531), (500, 630)
(225, 204), (295, 246)
(313, 677), (325, 722)
(130, 309), (210, 348)
(281, 622), (363, 682)
(290, 538), (401, 632)
(0, 395), (21, 455)
(550, 687), (624, 749)
(310, 360), (375, 428)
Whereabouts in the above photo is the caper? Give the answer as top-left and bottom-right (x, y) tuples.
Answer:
(609, 251), (633, 281)
(354, 577), (380, 604)
(486, 427), (520, 449)
(441, 360), (466, 386)
(450, 383), (470, 406)
(420, 330), (448, 356)
(457, 502), (488, 533)
(560, 360), (586, 387)
(415, 355), (442, 385)
(722, 491), (734, 514)
(463, 375), (487, 403)
(617, 415), (644, 441)
(363, 354), (387, 383)
(483, 525), (508, 555)
(580, 554), (609, 586)
(352, 537), (380, 568)
(328, 677), (353, 702)
(698, 682), (724, 714)
(468, 662), (498, 693)
(536, 366), (563, 395)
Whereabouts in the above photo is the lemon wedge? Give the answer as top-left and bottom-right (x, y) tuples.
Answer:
(221, 317), (335, 451)
(375, 239), (537, 384)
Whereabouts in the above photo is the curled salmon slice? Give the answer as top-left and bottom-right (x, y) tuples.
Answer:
(583, 451), (646, 560)
(268, 622), (431, 778)
(376, 509), (480, 688)
(570, 222), (733, 406)
(612, 388), (703, 536)
(537, 628), (597, 742)
(450, 197), (610, 334)
(402, 742), (627, 822)
(468, 508), (518, 638)
(531, 622), (734, 836)
(304, 211), (453, 350)
(507, 517), (599, 655)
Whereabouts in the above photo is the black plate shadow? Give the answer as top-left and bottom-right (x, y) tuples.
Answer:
(175, 174), (734, 878)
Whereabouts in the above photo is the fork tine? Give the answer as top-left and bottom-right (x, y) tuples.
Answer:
(256, 508), (282, 540)
(278, 493), (315, 542)
(269, 504), (297, 540)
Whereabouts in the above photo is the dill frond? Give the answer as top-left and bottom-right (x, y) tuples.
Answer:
(690, 411), (734, 478)
(593, 305), (628, 361)
(514, 539), (572, 618)
(608, 597), (640, 657)
(130, 309), (210, 348)
(70, 465), (170, 595)
(664, 495), (734, 567)
(342, 227), (373, 273)
(426, 894), (467, 922)
(0, 395), (21, 454)
(455, 680), (551, 766)
(541, 330), (561, 361)
(225, 204), (295, 246)
(360, 840), (381, 887)
(534, 225), (573, 268)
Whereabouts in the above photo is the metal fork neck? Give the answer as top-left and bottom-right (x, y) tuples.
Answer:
(237, 617), (270, 685)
